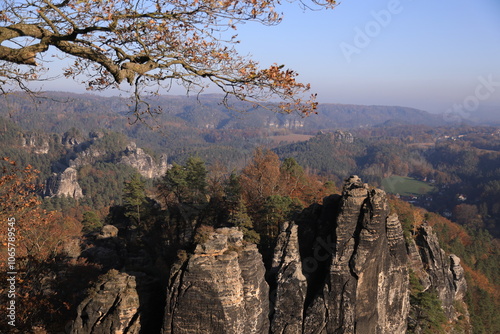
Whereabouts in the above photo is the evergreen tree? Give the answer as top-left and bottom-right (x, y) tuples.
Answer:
(81, 211), (103, 233)
(123, 173), (146, 226)
(160, 157), (208, 204)
(185, 156), (208, 203)
(261, 195), (302, 240)
(228, 198), (260, 244)
(160, 163), (188, 203)
(225, 172), (242, 205)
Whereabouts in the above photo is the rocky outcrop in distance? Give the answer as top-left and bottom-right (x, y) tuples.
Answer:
(45, 167), (84, 199)
(69, 176), (470, 333)
(119, 142), (168, 179)
(266, 116), (305, 129)
(20, 132), (50, 154)
(44, 135), (168, 199)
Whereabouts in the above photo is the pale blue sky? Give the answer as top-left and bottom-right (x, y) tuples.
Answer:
(234, 0), (500, 113)
(34, 0), (500, 114)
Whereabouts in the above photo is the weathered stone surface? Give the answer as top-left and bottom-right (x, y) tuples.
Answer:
(238, 244), (270, 334)
(163, 227), (269, 334)
(119, 142), (168, 179)
(20, 132), (50, 154)
(303, 294), (328, 334)
(450, 254), (467, 302)
(407, 236), (432, 290)
(70, 270), (141, 334)
(320, 179), (409, 334)
(414, 223), (468, 317)
(194, 231), (228, 255)
(270, 222), (307, 334)
(69, 146), (105, 168)
(296, 176), (409, 334)
(45, 167), (83, 199)
(97, 224), (119, 240)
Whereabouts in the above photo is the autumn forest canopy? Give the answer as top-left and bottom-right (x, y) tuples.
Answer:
(1, 0), (500, 333)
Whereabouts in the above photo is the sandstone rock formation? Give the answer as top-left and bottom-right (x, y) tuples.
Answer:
(97, 224), (119, 239)
(414, 223), (468, 318)
(45, 167), (83, 199)
(294, 176), (410, 334)
(270, 222), (307, 334)
(68, 176), (470, 334)
(44, 138), (168, 199)
(20, 132), (50, 154)
(68, 146), (105, 168)
(61, 128), (87, 148)
(268, 176), (468, 333)
(163, 227), (269, 334)
(70, 270), (141, 334)
(266, 115), (305, 129)
(333, 130), (354, 143)
(119, 142), (168, 179)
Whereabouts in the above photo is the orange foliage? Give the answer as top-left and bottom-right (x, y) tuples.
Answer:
(0, 158), (86, 331)
(240, 148), (337, 210)
(0, 158), (81, 261)
(425, 212), (473, 247)
(240, 148), (281, 204)
(389, 196), (472, 246)
(461, 262), (500, 300)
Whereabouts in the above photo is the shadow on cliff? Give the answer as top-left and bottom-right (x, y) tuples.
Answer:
(297, 194), (342, 310)
(73, 208), (170, 333)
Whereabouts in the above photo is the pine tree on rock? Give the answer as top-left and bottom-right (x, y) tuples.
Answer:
(123, 173), (146, 226)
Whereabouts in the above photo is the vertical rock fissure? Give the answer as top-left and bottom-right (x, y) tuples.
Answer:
(125, 311), (140, 334)
(65, 175), (470, 334)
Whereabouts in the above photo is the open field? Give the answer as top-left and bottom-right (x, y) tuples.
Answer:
(382, 175), (435, 196)
(268, 134), (314, 144)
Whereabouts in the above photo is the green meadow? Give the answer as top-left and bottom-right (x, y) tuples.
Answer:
(382, 176), (435, 196)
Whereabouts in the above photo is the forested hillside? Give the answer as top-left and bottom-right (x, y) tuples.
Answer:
(1, 94), (499, 237)
(0, 92), (499, 333)
(0, 92), (448, 132)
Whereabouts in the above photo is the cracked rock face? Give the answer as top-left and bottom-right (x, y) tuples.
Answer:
(119, 142), (168, 179)
(45, 167), (83, 199)
(163, 227), (269, 334)
(70, 271), (141, 334)
(270, 222), (307, 334)
(415, 224), (468, 318)
(297, 177), (410, 334)
(69, 176), (469, 334)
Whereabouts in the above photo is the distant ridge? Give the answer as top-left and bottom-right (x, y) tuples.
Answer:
(1, 91), (449, 131)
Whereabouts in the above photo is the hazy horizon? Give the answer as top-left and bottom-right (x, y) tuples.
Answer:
(23, 0), (500, 119)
